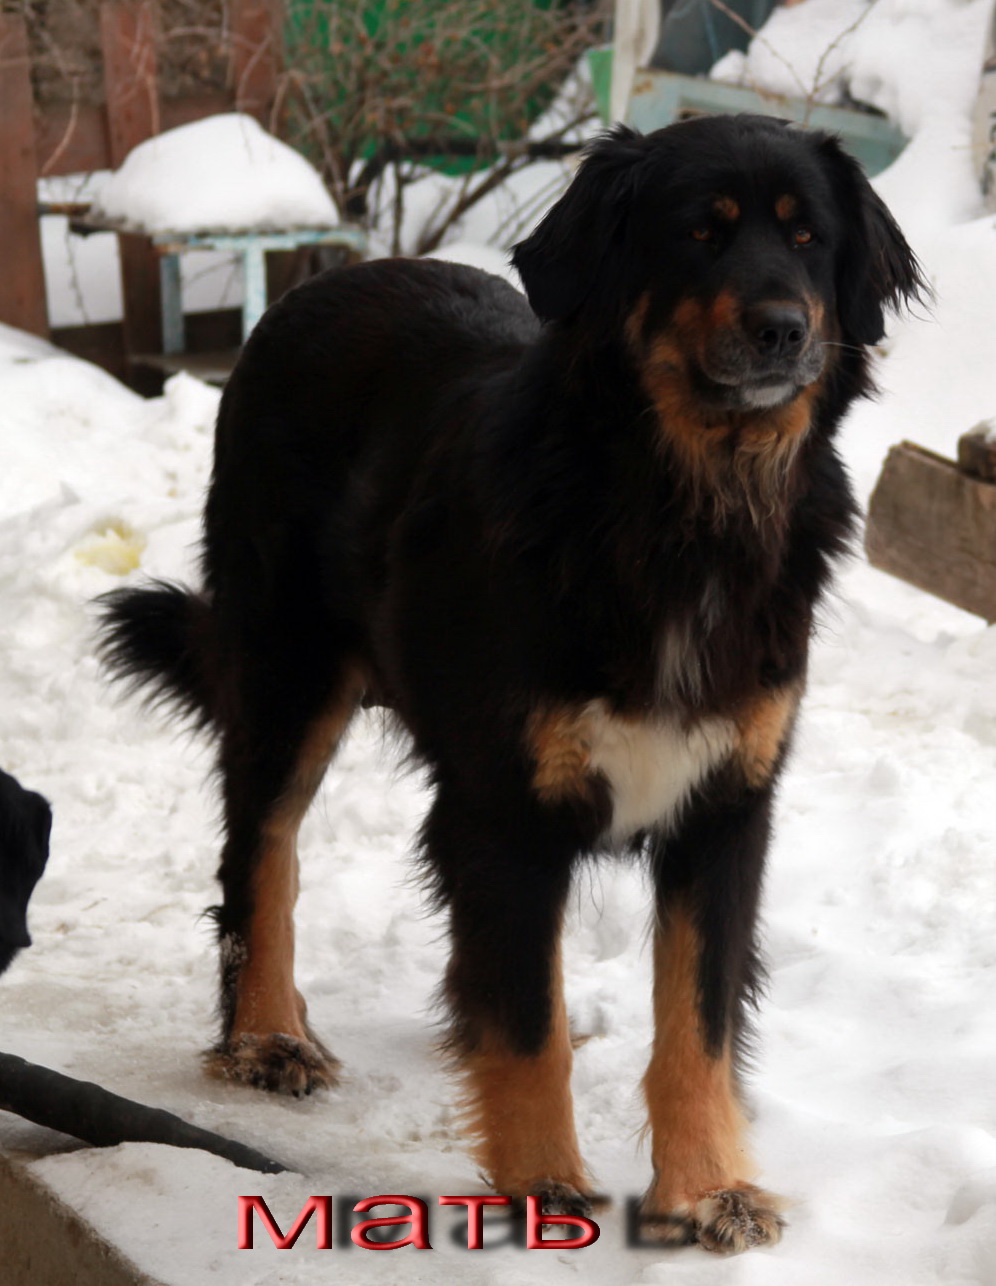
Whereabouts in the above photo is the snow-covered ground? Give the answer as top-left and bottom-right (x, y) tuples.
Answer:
(3, 1), (996, 1282)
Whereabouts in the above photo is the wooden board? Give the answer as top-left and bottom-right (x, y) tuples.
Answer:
(957, 423), (996, 482)
(36, 94), (231, 179)
(100, 0), (163, 360)
(230, 0), (283, 123)
(131, 348), (239, 385)
(865, 440), (996, 623)
(0, 14), (49, 337)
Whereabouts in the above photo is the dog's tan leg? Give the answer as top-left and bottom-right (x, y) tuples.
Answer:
(207, 812), (339, 1096)
(641, 903), (784, 1253)
(207, 669), (365, 1095)
(458, 943), (589, 1211)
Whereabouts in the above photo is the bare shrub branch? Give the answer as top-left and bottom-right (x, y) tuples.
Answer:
(280, 0), (610, 250)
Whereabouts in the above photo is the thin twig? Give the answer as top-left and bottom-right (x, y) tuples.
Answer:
(705, 0), (809, 99)
(40, 87), (81, 177)
(807, 0), (882, 123)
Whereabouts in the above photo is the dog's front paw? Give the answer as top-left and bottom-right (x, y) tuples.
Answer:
(507, 1180), (610, 1226)
(693, 1185), (785, 1253)
(642, 1183), (785, 1254)
(523, 1180), (593, 1218)
(205, 1031), (341, 1097)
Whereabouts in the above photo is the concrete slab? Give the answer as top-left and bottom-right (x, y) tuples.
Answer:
(0, 1137), (163, 1286)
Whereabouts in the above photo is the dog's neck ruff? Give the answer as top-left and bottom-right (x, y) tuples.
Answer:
(617, 331), (819, 535)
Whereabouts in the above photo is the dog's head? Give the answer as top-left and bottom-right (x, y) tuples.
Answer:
(513, 115), (926, 417)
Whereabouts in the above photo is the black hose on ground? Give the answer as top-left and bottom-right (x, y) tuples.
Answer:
(0, 1051), (287, 1174)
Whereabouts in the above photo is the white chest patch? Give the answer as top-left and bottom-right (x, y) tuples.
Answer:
(583, 701), (736, 843)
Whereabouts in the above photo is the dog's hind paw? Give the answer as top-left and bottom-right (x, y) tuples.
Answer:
(205, 1032), (341, 1097)
(642, 1184), (785, 1254)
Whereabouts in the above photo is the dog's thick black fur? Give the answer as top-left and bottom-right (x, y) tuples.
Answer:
(0, 768), (51, 976)
(99, 115), (924, 1252)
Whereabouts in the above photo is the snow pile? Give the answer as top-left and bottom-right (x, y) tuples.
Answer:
(0, 324), (219, 520)
(712, 0), (989, 131)
(710, 0), (869, 106)
(89, 113), (340, 235)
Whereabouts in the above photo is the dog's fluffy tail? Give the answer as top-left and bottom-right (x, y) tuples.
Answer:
(96, 581), (217, 729)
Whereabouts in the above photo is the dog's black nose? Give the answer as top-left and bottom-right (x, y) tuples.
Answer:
(747, 304), (808, 358)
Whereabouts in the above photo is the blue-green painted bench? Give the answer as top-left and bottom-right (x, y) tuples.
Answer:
(152, 225), (369, 355)
(624, 69), (906, 176)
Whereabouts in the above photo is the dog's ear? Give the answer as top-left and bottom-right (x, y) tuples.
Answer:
(512, 125), (649, 323)
(818, 134), (929, 345)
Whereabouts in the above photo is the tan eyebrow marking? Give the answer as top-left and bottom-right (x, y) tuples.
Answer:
(775, 194), (799, 221)
(713, 196), (740, 221)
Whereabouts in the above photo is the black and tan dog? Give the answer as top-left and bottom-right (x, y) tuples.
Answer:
(99, 114), (924, 1253)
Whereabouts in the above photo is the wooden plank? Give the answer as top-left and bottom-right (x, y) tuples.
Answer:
(100, 0), (163, 359)
(230, 0), (283, 125)
(131, 348), (239, 384)
(52, 307), (242, 386)
(0, 14), (49, 337)
(865, 441), (996, 623)
(36, 94), (231, 178)
(957, 423), (996, 482)
(101, 0), (161, 163)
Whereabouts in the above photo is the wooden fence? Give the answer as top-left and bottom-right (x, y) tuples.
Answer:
(0, 0), (282, 354)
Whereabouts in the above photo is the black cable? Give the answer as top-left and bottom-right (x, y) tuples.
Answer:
(0, 1051), (287, 1175)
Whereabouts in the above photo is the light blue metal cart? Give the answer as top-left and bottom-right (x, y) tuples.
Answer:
(152, 224), (369, 354)
(624, 70), (907, 177)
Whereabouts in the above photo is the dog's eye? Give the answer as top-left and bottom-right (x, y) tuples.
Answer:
(691, 227), (714, 243)
(793, 226), (814, 247)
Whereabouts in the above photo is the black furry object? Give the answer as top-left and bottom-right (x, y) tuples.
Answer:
(97, 114), (925, 1252)
(0, 768), (51, 976)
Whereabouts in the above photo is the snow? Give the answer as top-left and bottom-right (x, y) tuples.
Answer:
(3, 2), (996, 1282)
(712, 0), (990, 135)
(89, 113), (340, 235)
(40, 173), (245, 328)
(39, 174), (125, 328)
